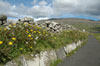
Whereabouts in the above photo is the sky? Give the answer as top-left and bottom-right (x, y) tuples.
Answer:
(0, 0), (100, 20)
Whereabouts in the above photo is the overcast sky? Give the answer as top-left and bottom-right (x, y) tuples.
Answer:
(0, 0), (100, 20)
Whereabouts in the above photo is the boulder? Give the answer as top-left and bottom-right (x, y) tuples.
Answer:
(18, 17), (34, 24)
(56, 48), (66, 60)
(0, 14), (7, 25)
(40, 21), (77, 33)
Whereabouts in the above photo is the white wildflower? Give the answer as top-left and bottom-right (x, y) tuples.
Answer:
(34, 41), (36, 44)
(12, 32), (14, 35)
(26, 42), (29, 44)
(6, 26), (10, 30)
(35, 37), (39, 40)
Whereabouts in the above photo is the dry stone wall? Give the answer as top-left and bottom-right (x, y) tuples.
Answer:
(4, 40), (83, 66)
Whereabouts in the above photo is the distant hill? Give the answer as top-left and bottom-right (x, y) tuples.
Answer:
(49, 18), (100, 23)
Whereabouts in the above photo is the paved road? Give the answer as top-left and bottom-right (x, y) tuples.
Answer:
(58, 36), (100, 66)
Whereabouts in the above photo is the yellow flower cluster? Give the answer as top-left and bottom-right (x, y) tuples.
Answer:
(12, 37), (16, 40)
(28, 34), (32, 37)
(8, 42), (13, 45)
(0, 37), (16, 45)
(0, 41), (3, 45)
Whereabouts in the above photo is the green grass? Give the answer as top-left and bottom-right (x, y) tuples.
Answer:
(50, 59), (62, 66)
(0, 23), (88, 65)
(92, 33), (100, 42)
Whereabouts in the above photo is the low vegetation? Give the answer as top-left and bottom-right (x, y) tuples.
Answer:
(0, 23), (88, 65)
(92, 33), (100, 42)
(50, 59), (62, 66)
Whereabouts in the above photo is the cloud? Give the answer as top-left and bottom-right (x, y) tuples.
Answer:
(28, 5), (53, 17)
(0, 0), (53, 18)
(53, 0), (100, 17)
(38, 1), (48, 6)
(32, 0), (37, 5)
(0, 0), (100, 19)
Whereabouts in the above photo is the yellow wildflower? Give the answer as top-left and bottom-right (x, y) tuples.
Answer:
(4, 28), (7, 31)
(34, 31), (36, 33)
(38, 32), (41, 34)
(30, 38), (33, 40)
(30, 46), (32, 49)
(12, 37), (16, 40)
(8, 42), (13, 45)
(28, 34), (32, 37)
(0, 41), (3, 45)
(26, 31), (29, 33)
(20, 48), (23, 50)
(30, 29), (33, 32)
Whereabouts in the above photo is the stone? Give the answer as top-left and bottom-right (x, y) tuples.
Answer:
(4, 61), (15, 66)
(26, 54), (40, 66)
(48, 50), (57, 65)
(18, 17), (34, 24)
(64, 41), (83, 54)
(64, 43), (77, 53)
(0, 14), (7, 25)
(40, 21), (77, 33)
(39, 51), (50, 66)
(56, 48), (66, 60)
(77, 40), (82, 46)
(4, 60), (18, 66)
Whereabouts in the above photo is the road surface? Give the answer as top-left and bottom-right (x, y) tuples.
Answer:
(58, 36), (100, 66)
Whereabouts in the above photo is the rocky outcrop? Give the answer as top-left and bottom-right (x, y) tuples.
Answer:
(0, 14), (7, 25)
(4, 40), (83, 66)
(18, 17), (34, 24)
(40, 21), (77, 33)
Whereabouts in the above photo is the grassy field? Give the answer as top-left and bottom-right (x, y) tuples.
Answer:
(0, 23), (88, 65)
